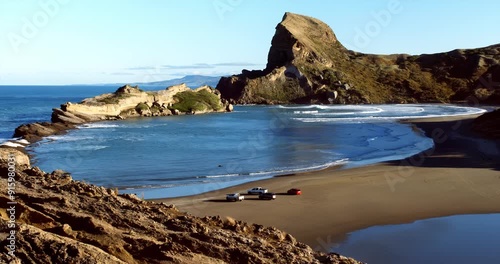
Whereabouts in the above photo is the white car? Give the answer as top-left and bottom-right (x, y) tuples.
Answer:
(226, 193), (244, 202)
(247, 187), (268, 195)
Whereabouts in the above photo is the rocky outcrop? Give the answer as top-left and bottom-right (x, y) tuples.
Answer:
(217, 12), (500, 105)
(13, 84), (233, 143)
(0, 149), (362, 264)
(0, 148), (30, 168)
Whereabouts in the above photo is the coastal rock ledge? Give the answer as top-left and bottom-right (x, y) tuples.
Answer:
(14, 84), (233, 143)
(0, 150), (363, 263)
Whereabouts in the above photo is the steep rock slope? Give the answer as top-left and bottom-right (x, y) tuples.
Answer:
(217, 12), (500, 104)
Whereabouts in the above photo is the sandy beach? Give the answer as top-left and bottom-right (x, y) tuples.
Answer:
(154, 114), (500, 250)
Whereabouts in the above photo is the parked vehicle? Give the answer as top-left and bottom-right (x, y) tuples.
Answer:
(287, 188), (302, 195)
(247, 187), (268, 195)
(226, 193), (244, 202)
(259, 192), (276, 200)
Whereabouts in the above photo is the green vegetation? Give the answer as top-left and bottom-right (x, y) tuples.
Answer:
(171, 90), (222, 112)
(97, 93), (132, 104)
(150, 105), (161, 114)
(135, 102), (149, 112)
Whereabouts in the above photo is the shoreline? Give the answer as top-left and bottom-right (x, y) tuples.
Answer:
(153, 113), (500, 249)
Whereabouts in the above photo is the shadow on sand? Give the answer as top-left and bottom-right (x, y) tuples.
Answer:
(204, 193), (300, 203)
(386, 119), (500, 171)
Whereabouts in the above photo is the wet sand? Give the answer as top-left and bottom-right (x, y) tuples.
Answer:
(153, 115), (500, 250)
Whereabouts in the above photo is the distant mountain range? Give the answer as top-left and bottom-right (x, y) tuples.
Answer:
(101, 75), (222, 88)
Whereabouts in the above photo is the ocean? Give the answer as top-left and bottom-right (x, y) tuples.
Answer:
(0, 85), (487, 198)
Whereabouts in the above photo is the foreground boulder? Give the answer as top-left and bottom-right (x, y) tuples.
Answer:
(13, 84), (233, 143)
(0, 147), (30, 168)
(0, 149), (362, 263)
(217, 12), (500, 104)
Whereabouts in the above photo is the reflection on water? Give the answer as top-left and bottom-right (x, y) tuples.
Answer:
(331, 214), (500, 264)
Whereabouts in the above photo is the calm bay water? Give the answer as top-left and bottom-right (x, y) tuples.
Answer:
(0, 86), (487, 198)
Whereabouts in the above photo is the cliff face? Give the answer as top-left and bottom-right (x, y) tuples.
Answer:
(0, 150), (362, 264)
(61, 84), (227, 119)
(217, 12), (500, 104)
(13, 84), (232, 143)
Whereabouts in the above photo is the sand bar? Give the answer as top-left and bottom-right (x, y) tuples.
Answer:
(154, 114), (500, 250)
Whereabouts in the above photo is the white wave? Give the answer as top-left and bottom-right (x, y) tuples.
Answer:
(77, 145), (108, 151)
(46, 135), (94, 142)
(293, 110), (319, 114)
(122, 184), (175, 190)
(123, 136), (145, 142)
(313, 112), (357, 116)
(197, 159), (350, 182)
(292, 104), (487, 123)
(283, 104), (385, 114)
(310, 107), (383, 116)
(36, 145), (109, 153)
(401, 107), (425, 114)
(278, 105), (310, 109)
(204, 173), (240, 179)
(248, 158), (349, 176)
(278, 105), (326, 109)
(0, 142), (26, 148)
(293, 108), (488, 123)
(285, 105), (487, 120)
(294, 116), (419, 123)
(78, 123), (121, 129)
(133, 123), (169, 129)
(0, 137), (31, 147)
(360, 107), (384, 114)
(15, 139), (30, 145)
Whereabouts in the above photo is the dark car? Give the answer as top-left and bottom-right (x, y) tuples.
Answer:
(287, 188), (302, 195)
(259, 192), (276, 200)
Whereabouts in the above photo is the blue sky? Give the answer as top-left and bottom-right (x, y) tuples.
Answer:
(1, 0), (499, 85)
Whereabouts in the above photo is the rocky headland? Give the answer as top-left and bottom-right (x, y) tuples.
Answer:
(12, 84), (233, 143)
(0, 148), (361, 263)
(217, 12), (500, 105)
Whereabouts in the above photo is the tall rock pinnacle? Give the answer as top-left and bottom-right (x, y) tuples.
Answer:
(217, 12), (500, 105)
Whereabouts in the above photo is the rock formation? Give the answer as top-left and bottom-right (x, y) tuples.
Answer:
(0, 149), (362, 263)
(13, 84), (233, 143)
(217, 12), (500, 105)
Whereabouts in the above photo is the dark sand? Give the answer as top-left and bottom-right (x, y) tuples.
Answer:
(154, 115), (500, 250)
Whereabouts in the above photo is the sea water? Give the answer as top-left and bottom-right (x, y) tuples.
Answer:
(0, 86), (486, 198)
(330, 213), (500, 264)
